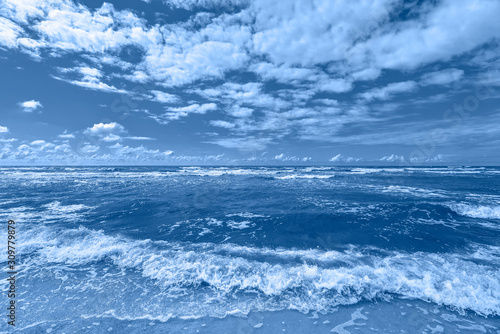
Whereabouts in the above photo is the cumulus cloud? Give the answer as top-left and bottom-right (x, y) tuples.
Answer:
(0, 138), (177, 164)
(18, 100), (43, 112)
(84, 122), (126, 142)
(85, 122), (125, 136)
(0, 126), (8, 133)
(329, 154), (362, 163)
(274, 153), (311, 162)
(380, 154), (405, 163)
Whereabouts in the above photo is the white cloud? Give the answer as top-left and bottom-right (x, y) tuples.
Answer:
(126, 136), (156, 141)
(355, 0), (500, 71)
(85, 122), (125, 136)
(53, 66), (128, 94)
(409, 154), (445, 164)
(58, 130), (75, 139)
(19, 100), (43, 112)
(420, 68), (464, 86)
(102, 134), (122, 142)
(194, 82), (289, 111)
(81, 143), (100, 153)
(0, 16), (23, 48)
(329, 154), (362, 162)
(150, 90), (180, 104)
(274, 153), (304, 162)
(227, 106), (253, 118)
(108, 143), (174, 161)
(358, 81), (418, 102)
(208, 137), (272, 151)
(84, 122), (126, 142)
(0, 138), (17, 143)
(2, 0), (499, 96)
(316, 79), (353, 93)
(209, 120), (235, 129)
(0, 125), (8, 133)
(380, 154), (405, 163)
(157, 103), (217, 123)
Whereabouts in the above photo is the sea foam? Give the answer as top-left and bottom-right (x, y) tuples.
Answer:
(15, 226), (500, 319)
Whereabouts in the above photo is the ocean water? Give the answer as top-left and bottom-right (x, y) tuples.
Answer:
(1, 166), (499, 333)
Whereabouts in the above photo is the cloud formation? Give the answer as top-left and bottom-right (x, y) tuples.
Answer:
(18, 100), (43, 112)
(0, 0), (499, 163)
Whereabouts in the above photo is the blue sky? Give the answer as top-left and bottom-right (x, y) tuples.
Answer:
(0, 0), (499, 165)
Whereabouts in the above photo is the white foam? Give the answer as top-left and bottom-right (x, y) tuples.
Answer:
(226, 220), (254, 229)
(381, 185), (447, 198)
(226, 212), (269, 218)
(275, 175), (334, 179)
(17, 226), (500, 318)
(43, 201), (93, 213)
(448, 203), (500, 219)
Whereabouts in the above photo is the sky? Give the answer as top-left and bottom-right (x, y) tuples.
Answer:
(0, 0), (499, 165)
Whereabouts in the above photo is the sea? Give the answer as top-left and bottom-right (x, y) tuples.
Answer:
(0, 166), (499, 333)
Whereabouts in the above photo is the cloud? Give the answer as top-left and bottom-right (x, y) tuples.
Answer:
(18, 100), (43, 112)
(0, 136), (180, 164)
(420, 68), (464, 86)
(316, 79), (353, 93)
(84, 122), (126, 142)
(108, 143), (174, 161)
(1, 0), (500, 162)
(53, 67), (128, 94)
(209, 120), (235, 129)
(58, 130), (75, 139)
(274, 153), (311, 162)
(227, 106), (253, 118)
(0, 125), (8, 133)
(85, 122), (126, 136)
(155, 103), (217, 123)
(358, 81), (418, 102)
(80, 143), (100, 153)
(0, 16), (23, 48)
(355, 0), (500, 71)
(150, 90), (180, 104)
(126, 136), (156, 141)
(380, 154), (405, 163)
(329, 154), (362, 163)
(409, 154), (446, 164)
(208, 137), (272, 151)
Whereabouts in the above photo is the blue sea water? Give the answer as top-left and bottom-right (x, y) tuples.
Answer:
(1, 166), (499, 333)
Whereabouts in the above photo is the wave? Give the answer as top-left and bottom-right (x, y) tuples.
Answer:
(14, 226), (500, 320)
(448, 203), (500, 219)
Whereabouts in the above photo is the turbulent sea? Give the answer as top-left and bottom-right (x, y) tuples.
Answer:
(1, 166), (500, 333)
